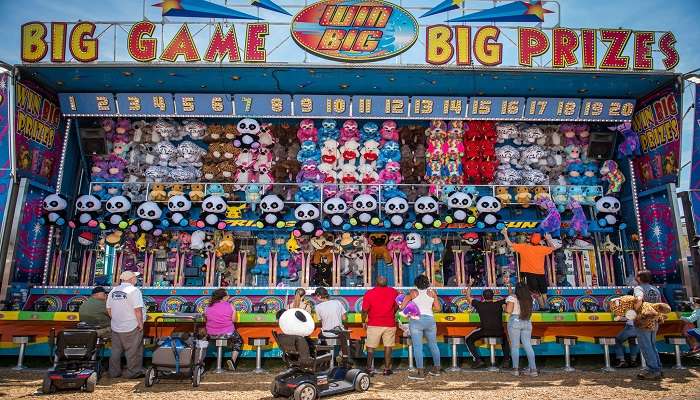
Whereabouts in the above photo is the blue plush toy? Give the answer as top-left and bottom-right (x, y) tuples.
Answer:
(294, 182), (321, 203)
(567, 185), (586, 204)
(463, 185), (481, 198)
(567, 162), (585, 185)
(583, 162), (600, 185)
(206, 183), (226, 197)
(318, 119), (339, 142)
(378, 140), (401, 169)
(297, 140), (321, 164)
(380, 180), (406, 202)
(552, 185), (569, 211)
(251, 235), (272, 283)
(361, 122), (380, 143)
(583, 186), (603, 205)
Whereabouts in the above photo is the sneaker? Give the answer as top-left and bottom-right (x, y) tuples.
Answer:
(428, 367), (442, 376)
(527, 369), (539, 377)
(637, 371), (662, 380)
(615, 360), (629, 368)
(511, 369), (520, 377)
(382, 369), (393, 376)
(226, 359), (236, 371)
(408, 369), (426, 380)
(472, 359), (487, 369)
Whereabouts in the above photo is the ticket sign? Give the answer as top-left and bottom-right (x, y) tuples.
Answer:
(523, 97), (581, 120)
(58, 93), (116, 116)
(579, 98), (636, 121)
(467, 97), (525, 120)
(411, 96), (468, 119)
(116, 93), (174, 115)
(293, 95), (351, 118)
(351, 96), (410, 118)
(233, 94), (291, 117)
(174, 93), (232, 116)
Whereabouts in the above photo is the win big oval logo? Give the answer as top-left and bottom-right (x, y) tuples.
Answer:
(291, 0), (418, 63)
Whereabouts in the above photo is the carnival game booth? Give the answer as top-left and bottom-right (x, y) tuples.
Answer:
(0, 1), (690, 362)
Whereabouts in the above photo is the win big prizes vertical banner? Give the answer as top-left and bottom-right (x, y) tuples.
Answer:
(691, 84), (700, 236)
(0, 73), (11, 227)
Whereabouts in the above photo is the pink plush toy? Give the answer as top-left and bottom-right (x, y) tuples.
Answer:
(297, 119), (318, 142)
(395, 293), (420, 320)
(339, 120), (360, 144)
(387, 232), (413, 264)
(236, 149), (255, 169)
(378, 161), (402, 184)
(380, 120), (399, 145)
(560, 123), (578, 146)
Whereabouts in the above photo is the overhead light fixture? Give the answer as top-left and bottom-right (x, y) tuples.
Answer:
(686, 75), (700, 85)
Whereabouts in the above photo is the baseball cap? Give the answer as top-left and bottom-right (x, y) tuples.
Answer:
(120, 270), (141, 281)
(91, 286), (107, 295)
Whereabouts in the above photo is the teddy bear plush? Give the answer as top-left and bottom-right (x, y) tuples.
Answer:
(188, 183), (205, 202)
(608, 295), (671, 331)
(221, 142), (240, 160)
(358, 163), (378, 185)
(201, 163), (219, 182)
(515, 187), (532, 207)
(495, 186), (512, 203)
(168, 183), (185, 198)
(533, 186), (551, 202)
(339, 163), (359, 184)
(205, 124), (224, 143)
(320, 139), (340, 168)
(360, 139), (380, 168)
(369, 233), (393, 266)
(149, 183), (168, 201)
(340, 139), (360, 165)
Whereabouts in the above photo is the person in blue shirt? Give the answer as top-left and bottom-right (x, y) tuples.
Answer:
(681, 297), (700, 354)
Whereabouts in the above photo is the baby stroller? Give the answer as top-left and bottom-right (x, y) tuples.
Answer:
(42, 322), (104, 393)
(145, 313), (208, 387)
(271, 328), (370, 400)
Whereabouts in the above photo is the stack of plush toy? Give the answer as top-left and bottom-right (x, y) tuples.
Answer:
(462, 121), (498, 184)
(424, 120), (464, 184)
(399, 125), (426, 184)
(90, 118), (132, 200)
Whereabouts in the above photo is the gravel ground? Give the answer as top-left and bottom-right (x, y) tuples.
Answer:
(1, 367), (699, 400)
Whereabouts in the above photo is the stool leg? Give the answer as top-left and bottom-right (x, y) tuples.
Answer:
(13, 343), (27, 371)
(640, 352), (647, 370)
(407, 344), (415, 372)
(329, 347), (335, 369)
(447, 343), (460, 372)
(602, 344), (615, 372)
(673, 344), (685, 370)
(487, 344), (498, 372)
(563, 344), (575, 372)
(254, 346), (264, 373)
(214, 346), (224, 373)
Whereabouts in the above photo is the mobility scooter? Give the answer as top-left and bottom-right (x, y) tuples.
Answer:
(42, 322), (104, 393)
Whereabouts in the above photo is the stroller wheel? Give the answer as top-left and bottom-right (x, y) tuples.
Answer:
(293, 383), (318, 400)
(41, 376), (55, 394)
(145, 367), (156, 387)
(354, 372), (370, 392)
(192, 365), (203, 387)
(85, 372), (97, 392)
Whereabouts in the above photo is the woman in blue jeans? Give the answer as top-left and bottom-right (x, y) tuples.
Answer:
(400, 275), (441, 380)
(505, 283), (537, 376)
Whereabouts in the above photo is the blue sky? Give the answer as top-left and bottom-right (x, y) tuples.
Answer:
(0, 0), (697, 188)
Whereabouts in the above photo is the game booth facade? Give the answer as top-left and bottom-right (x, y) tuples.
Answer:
(0, 0), (693, 359)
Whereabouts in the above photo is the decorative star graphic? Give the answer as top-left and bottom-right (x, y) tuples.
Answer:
(524, 1), (553, 21)
(447, 0), (553, 23)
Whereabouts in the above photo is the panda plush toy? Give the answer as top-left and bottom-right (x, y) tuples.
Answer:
(383, 196), (410, 228)
(595, 196), (626, 229)
(40, 194), (68, 226)
(476, 195), (504, 229)
(413, 195), (441, 230)
(130, 201), (164, 236)
(350, 193), (380, 226)
(197, 194), (228, 230)
(322, 196), (349, 230)
(165, 194), (192, 227)
(278, 308), (315, 337)
(69, 194), (102, 229)
(444, 191), (476, 225)
(257, 194), (286, 228)
(293, 203), (322, 237)
(234, 118), (261, 149)
(102, 195), (132, 230)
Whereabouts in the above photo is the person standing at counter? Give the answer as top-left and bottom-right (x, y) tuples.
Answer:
(106, 271), (145, 379)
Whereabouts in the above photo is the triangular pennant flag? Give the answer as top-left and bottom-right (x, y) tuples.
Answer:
(251, 0), (291, 16)
(421, 0), (462, 18)
(448, 1), (552, 23)
(154, 0), (261, 20)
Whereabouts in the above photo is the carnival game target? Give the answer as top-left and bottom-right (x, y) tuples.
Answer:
(258, 296), (285, 312)
(228, 296), (253, 313)
(450, 296), (474, 313)
(194, 296), (210, 313)
(573, 295), (600, 312)
(160, 295), (187, 313)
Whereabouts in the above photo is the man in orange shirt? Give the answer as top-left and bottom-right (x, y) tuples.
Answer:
(501, 227), (556, 310)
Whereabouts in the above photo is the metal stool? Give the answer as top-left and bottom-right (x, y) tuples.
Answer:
(556, 336), (577, 372)
(595, 337), (617, 372)
(484, 337), (502, 372)
(399, 335), (415, 372)
(211, 335), (230, 373)
(665, 336), (687, 370)
(626, 336), (645, 368)
(12, 336), (34, 370)
(248, 337), (269, 373)
(143, 336), (155, 346)
(444, 336), (464, 372)
(531, 336), (542, 346)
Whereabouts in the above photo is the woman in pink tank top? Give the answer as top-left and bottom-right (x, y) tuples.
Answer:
(204, 288), (243, 370)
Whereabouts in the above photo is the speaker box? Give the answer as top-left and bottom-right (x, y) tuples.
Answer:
(587, 131), (617, 160)
(80, 127), (107, 155)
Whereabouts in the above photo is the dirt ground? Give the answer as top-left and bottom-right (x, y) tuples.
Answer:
(1, 367), (699, 400)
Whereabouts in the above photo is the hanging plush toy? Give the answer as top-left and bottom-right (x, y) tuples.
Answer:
(294, 182), (322, 203)
(444, 191), (476, 225)
(318, 119), (339, 142)
(349, 193), (380, 226)
(567, 198), (589, 237)
(164, 194), (192, 227)
(339, 120), (360, 144)
(69, 194), (102, 229)
(297, 140), (321, 164)
(413, 195), (441, 230)
(378, 140), (401, 170)
(475, 195), (503, 229)
(361, 121), (380, 143)
(595, 196), (626, 229)
(387, 233), (413, 264)
(234, 118), (261, 149)
(551, 185), (569, 212)
(292, 203), (323, 237)
(380, 120), (399, 144)
(360, 139), (380, 168)
(599, 159), (626, 194)
(611, 122), (641, 158)
(131, 201), (164, 236)
(257, 194), (286, 228)
(197, 195), (228, 230)
(535, 197), (561, 236)
(378, 160), (402, 184)
(383, 196), (410, 228)
(40, 194), (68, 226)
(102, 195), (132, 230)
(395, 293), (421, 320)
(322, 196), (349, 230)
(297, 119), (318, 142)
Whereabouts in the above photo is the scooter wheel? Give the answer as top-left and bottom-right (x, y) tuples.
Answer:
(84, 372), (97, 392)
(270, 380), (282, 398)
(42, 376), (55, 394)
(192, 365), (203, 387)
(354, 372), (370, 392)
(145, 367), (156, 387)
(293, 383), (318, 400)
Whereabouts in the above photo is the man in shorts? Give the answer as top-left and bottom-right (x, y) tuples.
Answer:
(361, 276), (398, 376)
(314, 287), (350, 365)
(501, 227), (556, 310)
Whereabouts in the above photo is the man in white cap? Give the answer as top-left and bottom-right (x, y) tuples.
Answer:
(106, 270), (145, 379)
